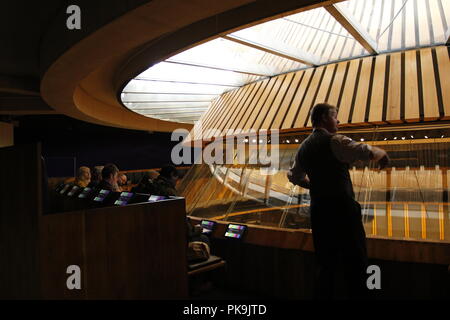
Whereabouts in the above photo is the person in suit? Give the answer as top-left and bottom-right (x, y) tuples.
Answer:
(97, 163), (120, 192)
(288, 103), (389, 299)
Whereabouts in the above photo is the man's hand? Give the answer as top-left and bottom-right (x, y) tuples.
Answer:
(371, 146), (389, 169)
(378, 154), (390, 169)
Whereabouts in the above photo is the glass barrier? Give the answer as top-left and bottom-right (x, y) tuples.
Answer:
(180, 135), (450, 242)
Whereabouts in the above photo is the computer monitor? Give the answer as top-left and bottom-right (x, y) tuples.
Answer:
(129, 193), (151, 204)
(78, 187), (94, 199)
(59, 184), (72, 195)
(114, 191), (134, 206)
(67, 185), (81, 197)
(148, 195), (167, 202)
(200, 220), (216, 234)
(93, 189), (111, 203)
(224, 224), (247, 239)
(54, 183), (66, 193)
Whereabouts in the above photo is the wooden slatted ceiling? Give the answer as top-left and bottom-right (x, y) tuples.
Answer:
(185, 46), (450, 143)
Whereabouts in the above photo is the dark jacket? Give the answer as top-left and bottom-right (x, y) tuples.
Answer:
(96, 179), (117, 191)
(296, 129), (354, 201)
(152, 176), (177, 197)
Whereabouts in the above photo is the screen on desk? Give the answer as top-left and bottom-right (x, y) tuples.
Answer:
(67, 185), (80, 197)
(148, 195), (166, 202)
(201, 220), (216, 233)
(224, 224), (247, 239)
(93, 189), (111, 202)
(59, 184), (72, 195)
(114, 192), (134, 206)
(78, 187), (93, 199)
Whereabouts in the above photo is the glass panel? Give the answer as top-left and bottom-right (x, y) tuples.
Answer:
(180, 131), (450, 242)
(140, 61), (263, 86)
(123, 79), (235, 95)
(168, 38), (306, 77)
(336, 0), (450, 52)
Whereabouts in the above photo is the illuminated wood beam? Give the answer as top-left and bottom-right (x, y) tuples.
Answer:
(222, 34), (319, 66)
(325, 4), (378, 55)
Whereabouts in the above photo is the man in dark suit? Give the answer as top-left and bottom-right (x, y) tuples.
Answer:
(288, 103), (389, 299)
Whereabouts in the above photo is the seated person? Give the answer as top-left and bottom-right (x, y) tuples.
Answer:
(87, 165), (103, 188)
(117, 173), (128, 191)
(132, 173), (155, 194)
(74, 166), (91, 188)
(152, 165), (179, 197)
(96, 163), (120, 192)
(186, 217), (210, 247)
(148, 170), (159, 181)
(118, 173), (127, 186)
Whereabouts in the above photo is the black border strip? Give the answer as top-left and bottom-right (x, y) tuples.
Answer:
(381, 54), (391, 122)
(415, 50), (424, 120)
(400, 52), (406, 122)
(431, 48), (444, 118)
(364, 56), (376, 123)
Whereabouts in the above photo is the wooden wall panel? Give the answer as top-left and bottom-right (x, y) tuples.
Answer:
(228, 81), (262, 135)
(253, 75), (285, 131)
(294, 66), (325, 128)
(186, 46), (450, 143)
(387, 52), (402, 123)
(238, 78), (271, 134)
(271, 72), (303, 130)
(368, 54), (386, 124)
(213, 84), (248, 138)
(404, 50), (420, 122)
(351, 58), (372, 124)
(325, 61), (347, 107)
(435, 46), (450, 120)
(420, 48), (440, 121)
(261, 73), (295, 130)
(243, 77), (277, 133)
(281, 68), (314, 129)
(337, 60), (359, 125)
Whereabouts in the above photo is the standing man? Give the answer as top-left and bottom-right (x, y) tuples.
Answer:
(288, 103), (389, 299)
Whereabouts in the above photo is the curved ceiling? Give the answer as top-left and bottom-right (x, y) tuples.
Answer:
(40, 0), (333, 132)
(122, 0), (450, 124)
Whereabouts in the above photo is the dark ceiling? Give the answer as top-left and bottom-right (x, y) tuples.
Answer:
(0, 1), (67, 79)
